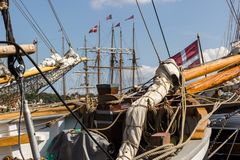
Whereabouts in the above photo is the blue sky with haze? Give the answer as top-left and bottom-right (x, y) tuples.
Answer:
(0, 0), (229, 65)
(0, 0), (232, 93)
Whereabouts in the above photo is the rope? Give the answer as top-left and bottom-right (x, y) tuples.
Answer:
(12, 0), (57, 52)
(226, 0), (239, 27)
(105, 95), (126, 105)
(227, 0), (240, 29)
(0, 2), (25, 159)
(165, 105), (180, 133)
(151, 0), (170, 58)
(36, 105), (84, 129)
(179, 77), (187, 144)
(48, 0), (72, 47)
(226, 129), (239, 160)
(135, 95), (228, 159)
(119, 76), (170, 159)
(189, 93), (227, 103)
(86, 129), (109, 142)
(235, 1), (240, 40)
(193, 97), (216, 103)
(208, 128), (239, 159)
(149, 145), (175, 157)
(89, 110), (126, 131)
(2, 41), (113, 160)
(18, 78), (25, 160)
(208, 93), (240, 153)
(153, 148), (177, 160)
(134, 144), (174, 159)
(153, 101), (223, 159)
(135, 0), (161, 63)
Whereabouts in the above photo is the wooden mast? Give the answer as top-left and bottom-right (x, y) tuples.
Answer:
(110, 25), (115, 84)
(197, 34), (206, 78)
(84, 35), (89, 95)
(35, 38), (40, 101)
(119, 28), (123, 94)
(97, 21), (101, 84)
(197, 34), (205, 64)
(132, 21), (136, 88)
(61, 30), (66, 99)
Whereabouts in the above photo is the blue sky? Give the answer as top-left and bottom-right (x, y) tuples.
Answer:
(0, 0), (232, 93)
(0, 0), (229, 65)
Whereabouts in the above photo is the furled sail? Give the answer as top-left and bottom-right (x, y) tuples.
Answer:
(117, 59), (181, 160)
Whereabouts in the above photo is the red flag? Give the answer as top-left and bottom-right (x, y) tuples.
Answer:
(114, 22), (120, 28)
(106, 14), (112, 20)
(171, 40), (200, 68)
(89, 25), (98, 33)
(125, 15), (134, 21)
(188, 59), (201, 68)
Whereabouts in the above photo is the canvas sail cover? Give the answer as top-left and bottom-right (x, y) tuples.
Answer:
(38, 47), (81, 68)
(117, 59), (181, 160)
(47, 131), (110, 160)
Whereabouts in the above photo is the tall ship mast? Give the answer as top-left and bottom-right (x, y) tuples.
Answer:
(78, 20), (140, 95)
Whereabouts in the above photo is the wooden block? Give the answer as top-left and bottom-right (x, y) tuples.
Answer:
(192, 107), (208, 139)
(150, 132), (171, 146)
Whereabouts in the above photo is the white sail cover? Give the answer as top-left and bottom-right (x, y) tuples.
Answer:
(117, 59), (180, 160)
(39, 47), (81, 68)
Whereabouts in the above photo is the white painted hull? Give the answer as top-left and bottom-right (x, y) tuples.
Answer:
(0, 116), (211, 160)
(0, 115), (75, 159)
(171, 128), (211, 160)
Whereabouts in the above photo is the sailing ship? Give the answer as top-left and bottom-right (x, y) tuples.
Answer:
(1, 0), (240, 160)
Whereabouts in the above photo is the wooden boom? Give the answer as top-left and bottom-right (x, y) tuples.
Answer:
(186, 65), (240, 94)
(0, 44), (36, 58)
(183, 54), (240, 81)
